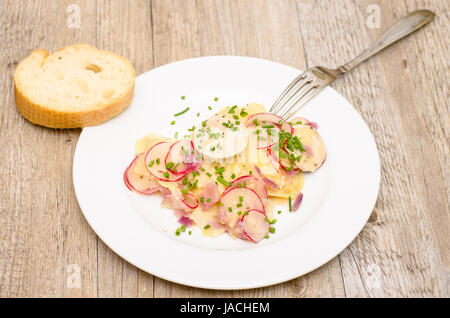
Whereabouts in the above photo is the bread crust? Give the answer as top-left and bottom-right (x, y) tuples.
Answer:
(14, 44), (136, 128)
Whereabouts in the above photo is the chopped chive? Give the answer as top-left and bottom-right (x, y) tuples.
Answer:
(164, 171), (169, 178)
(262, 124), (275, 129)
(148, 160), (155, 167)
(170, 120), (176, 125)
(264, 235), (270, 239)
(189, 231), (192, 235)
(252, 119), (259, 126)
(174, 107), (190, 117)
(181, 225), (187, 232)
(208, 105), (212, 110)
(217, 176), (229, 187)
(206, 172), (212, 177)
(269, 227), (275, 233)
(231, 173), (236, 179)
(156, 158), (160, 165)
(204, 224), (211, 230)
(197, 112), (200, 117)
(278, 210), (282, 214)
(181, 188), (188, 194)
(228, 105), (237, 113)
(289, 196), (292, 212)
(215, 167), (225, 174)
(233, 115), (239, 120)
(175, 229), (181, 236)
(181, 96), (186, 100)
(228, 207), (233, 212)
(239, 196), (243, 202)
(166, 162), (174, 170)
(174, 131), (178, 139)
(206, 198), (211, 203)
(236, 203), (243, 208)
(202, 120), (207, 127)
(200, 197), (205, 203)
(214, 97), (219, 102)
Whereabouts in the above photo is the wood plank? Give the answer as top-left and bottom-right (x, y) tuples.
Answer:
(0, 0), (447, 297)
(296, 0), (449, 297)
(96, 0), (154, 297)
(0, 0), (98, 297)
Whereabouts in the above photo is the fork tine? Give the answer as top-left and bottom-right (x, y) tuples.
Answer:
(282, 84), (324, 120)
(277, 81), (319, 118)
(273, 78), (313, 116)
(270, 74), (307, 113)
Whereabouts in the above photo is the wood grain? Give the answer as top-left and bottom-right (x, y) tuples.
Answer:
(0, 0), (448, 297)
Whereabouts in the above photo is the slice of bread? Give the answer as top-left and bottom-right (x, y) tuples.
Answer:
(14, 44), (136, 128)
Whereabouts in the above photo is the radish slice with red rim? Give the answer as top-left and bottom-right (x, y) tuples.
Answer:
(124, 154), (162, 194)
(265, 148), (281, 173)
(245, 113), (294, 134)
(247, 126), (279, 149)
(228, 175), (268, 200)
(292, 192), (303, 211)
(286, 125), (326, 172)
(165, 139), (201, 175)
(218, 186), (265, 228)
(161, 192), (199, 211)
(181, 192), (199, 209)
(290, 116), (318, 129)
(145, 142), (188, 182)
(238, 209), (270, 243)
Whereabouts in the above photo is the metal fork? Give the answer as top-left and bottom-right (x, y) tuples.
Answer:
(271, 10), (435, 119)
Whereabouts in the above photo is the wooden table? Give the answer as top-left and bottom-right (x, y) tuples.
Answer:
(0, 0), (448, 298)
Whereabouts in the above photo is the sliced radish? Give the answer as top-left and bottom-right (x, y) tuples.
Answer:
(228, 175), (268, 200)
(287, 125), (326, 172)
(199, 182), (220, 211)
(161, 192), (198, 211)
(218, 186), (265, 228)
(265, 148), (281, 173)
(290, 116), (318, 129)
(237, 209), (270, 243)
(145, 142), (187, 182)
(124, 154), (161, 194)
(274, 147), (300, 173)
(165, 139), (201, 175)
(245, 113), (294, 134)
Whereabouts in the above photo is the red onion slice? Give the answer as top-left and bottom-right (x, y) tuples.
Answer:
(292, 192), (303, 212)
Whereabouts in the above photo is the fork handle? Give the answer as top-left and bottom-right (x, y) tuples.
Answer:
(337, 10), (435, 74)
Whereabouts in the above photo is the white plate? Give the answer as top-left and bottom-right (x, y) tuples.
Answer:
(73, 56), (380, 290)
